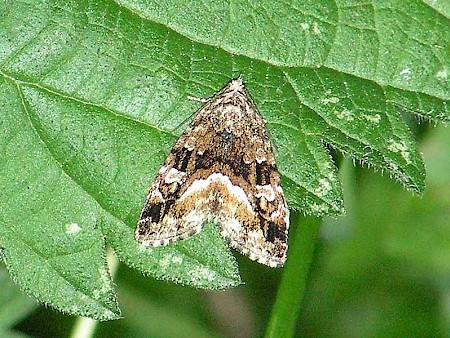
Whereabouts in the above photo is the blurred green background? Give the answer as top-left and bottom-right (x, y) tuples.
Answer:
(3, 125), (449, 337)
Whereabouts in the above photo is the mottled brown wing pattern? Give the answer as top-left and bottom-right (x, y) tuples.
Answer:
(135, 77), (289, 267)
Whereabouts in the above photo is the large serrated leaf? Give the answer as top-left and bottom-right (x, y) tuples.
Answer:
(0, 0), (448, 320)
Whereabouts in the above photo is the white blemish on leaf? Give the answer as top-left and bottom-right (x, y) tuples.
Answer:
(172, 255), (183, 264)
(102, 309), (116, 320)
(158, 254), (172, 269)
(321, 96), (340, 105)
(300, 22), (310, 30)
(188, 266), (216, 283)
(386, 159), (409, 184)
(66, 223), (81, 235)
(312, 22), (320, 35)
(387, 139), (411, 164)
(99, 267), (111, 285)
(158, 253), (183, 267)
(399, 67), (412, 80)
(363, 114), (381, 123)
(314, 178), (332, 197)
(309, 202), (330, 214)
(436, 68), (448, 80)
(93, 289), (101, 299)
(93, 267), (113, 299)
(335, 109), (354, 121)
(326, 171), (336, 183)
(320, 161), (333, 171)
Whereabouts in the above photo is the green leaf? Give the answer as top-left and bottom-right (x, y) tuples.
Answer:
(0, 77), (120, 320)
(0, 264), (37, 329)
(0, 0), (448, 320)
(121, 0), (449, 98)
(299, 125), (450, 336)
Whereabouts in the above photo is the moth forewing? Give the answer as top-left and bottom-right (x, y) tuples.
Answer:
(135, 77), (289, 267)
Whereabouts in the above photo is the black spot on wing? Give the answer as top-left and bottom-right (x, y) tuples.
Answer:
(140, 201), (163, 223)
(266, 221), (286, 244)
(194, 150), (215, 170)
(173, 148), (193, 171)
(162, 199), (176, 217)
(256, 162), (274, 185)
(234, 162), (250, 182)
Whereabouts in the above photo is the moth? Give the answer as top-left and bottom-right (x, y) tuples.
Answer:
(135, 77), (289, 267)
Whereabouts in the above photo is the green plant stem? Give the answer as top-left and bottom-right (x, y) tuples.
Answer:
(70, 246), (120, 338)
(265, 214), (321, 338)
